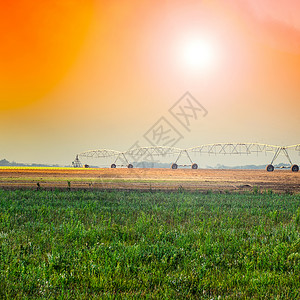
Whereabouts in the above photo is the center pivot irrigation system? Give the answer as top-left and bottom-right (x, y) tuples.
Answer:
(73, 143), (300, 172)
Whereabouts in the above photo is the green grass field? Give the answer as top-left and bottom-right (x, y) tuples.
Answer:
(0, 189), (299, 299)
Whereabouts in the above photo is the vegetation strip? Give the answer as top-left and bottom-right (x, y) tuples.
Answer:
(0, 189), (299, 298)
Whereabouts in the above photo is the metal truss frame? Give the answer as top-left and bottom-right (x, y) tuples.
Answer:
(188, 143), (278, 155)
(74, 143), (300, 171)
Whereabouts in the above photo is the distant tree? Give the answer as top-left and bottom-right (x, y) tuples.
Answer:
(0, 159), (10, 166)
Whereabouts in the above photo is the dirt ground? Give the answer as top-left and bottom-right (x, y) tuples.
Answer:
(0, 168), (299, 193)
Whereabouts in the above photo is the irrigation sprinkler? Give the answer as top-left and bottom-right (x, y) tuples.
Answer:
(77, 149), (134, 168)
(172, 149), (197, 169)
(75, 143), (299, 172)
(72, 155), (82, 168)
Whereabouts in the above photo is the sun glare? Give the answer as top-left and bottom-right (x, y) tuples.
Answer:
(180, 37), (217, 72)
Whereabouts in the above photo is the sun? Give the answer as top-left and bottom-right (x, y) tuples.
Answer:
(180, 36), (217, 72)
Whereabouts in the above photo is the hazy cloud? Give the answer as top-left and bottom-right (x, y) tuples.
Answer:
(228, 0), (300, 53)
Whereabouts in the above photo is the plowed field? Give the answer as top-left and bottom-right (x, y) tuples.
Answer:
(0, 168), (299, 193)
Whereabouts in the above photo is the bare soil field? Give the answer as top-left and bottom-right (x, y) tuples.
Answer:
(0, 168), (299, 193)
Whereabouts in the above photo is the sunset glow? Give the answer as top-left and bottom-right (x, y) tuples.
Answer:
(0, 0), (299, 165)
(0, 1), (94, 110)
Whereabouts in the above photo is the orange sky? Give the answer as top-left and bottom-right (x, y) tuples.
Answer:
(0, 0), (299, 165)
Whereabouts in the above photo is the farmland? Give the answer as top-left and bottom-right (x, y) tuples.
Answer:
(0, 189), (300, 298)
(0, 168), (299, 193)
